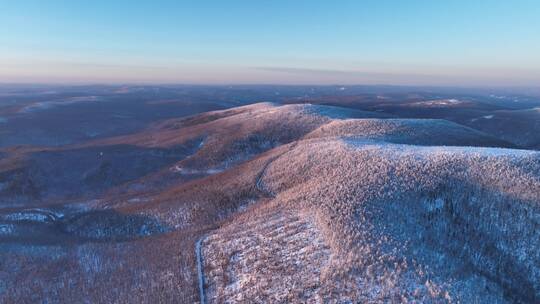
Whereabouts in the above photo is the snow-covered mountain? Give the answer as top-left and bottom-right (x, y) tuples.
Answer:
(0, 93), (539, 303)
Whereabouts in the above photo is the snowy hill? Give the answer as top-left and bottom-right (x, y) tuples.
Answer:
(0, 102), (538, 303)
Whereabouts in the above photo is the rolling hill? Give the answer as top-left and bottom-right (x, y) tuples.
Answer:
(0, 101), (538, 303)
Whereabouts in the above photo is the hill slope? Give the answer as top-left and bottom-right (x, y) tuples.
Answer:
(0, 103), (538, 303)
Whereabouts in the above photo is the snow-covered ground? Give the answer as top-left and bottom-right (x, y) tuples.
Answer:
(410, 99), (464, 107)
(170, 165), (223, 175)
(1, 101), (538, 303)
(202, 210), (331, 303)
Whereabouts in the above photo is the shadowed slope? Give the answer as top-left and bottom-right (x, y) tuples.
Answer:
(468, 107), (540, 149)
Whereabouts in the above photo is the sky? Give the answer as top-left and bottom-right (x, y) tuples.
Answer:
(1, 0), (539, 86)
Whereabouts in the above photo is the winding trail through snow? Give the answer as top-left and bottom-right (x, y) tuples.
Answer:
(255, 141), (298, 197)
(196, 236), (206, 304)
(194, 141), (298, 303)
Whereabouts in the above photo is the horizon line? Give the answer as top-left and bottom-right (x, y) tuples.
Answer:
(1, 81), (539, 91)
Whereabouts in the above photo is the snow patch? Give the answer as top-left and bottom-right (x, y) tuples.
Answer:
(1, 209), (63, 223)
(203, 211), (330, 302)
(171, 166), (223, 175)
(410, 99), (464, 107)
(0, 224), (15, 235)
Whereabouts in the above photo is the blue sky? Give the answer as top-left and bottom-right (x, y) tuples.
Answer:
(1, 0), (539, 86)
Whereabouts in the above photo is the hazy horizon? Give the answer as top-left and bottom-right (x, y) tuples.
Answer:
(2, 1), (540, 86)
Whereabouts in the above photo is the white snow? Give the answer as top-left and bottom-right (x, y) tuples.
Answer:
(203, 211), (330, 302)
(5, 212), (51, 222)
(344, 138), (537, 158)
(410, 99), (464, 107)
(2, 209), (62, 223)
(0, 224), (15, 235)
(170, 166), (222, 175)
